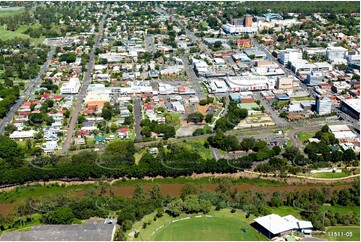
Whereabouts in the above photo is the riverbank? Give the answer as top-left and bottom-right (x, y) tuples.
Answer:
(0, 170), (358, 193)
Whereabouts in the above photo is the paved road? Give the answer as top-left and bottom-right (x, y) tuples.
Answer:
(133, 96), (143, 142)
(236, 132), (284, 141)
(253, 92), (287, 126)
(333, 107), (360, 131)
(132, 118), (345, 149)
(251, 37), (292, 76)
(0, 46), (56, 134)
(211, 146), (221, 161)
(180, 55), (206, 99)
(62, 6), (109, 152)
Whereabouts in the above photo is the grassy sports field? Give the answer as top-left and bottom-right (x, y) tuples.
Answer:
(132, 209), (267, 241)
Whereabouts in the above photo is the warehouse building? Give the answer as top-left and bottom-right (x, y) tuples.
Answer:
(254, 214), (313, 239)
(340, 98), (360, 120)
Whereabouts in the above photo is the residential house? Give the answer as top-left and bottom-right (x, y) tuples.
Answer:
(117, 128), (129, 138)
(42, 141), (58, 153)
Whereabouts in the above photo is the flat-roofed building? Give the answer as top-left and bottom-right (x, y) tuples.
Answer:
(276, 76), (293, 90)
(244, 14), (253, 27)
(304, 71), (324, 86)
(279, 49), (302, 65)
(206, 79), (229, 93)
(222, 24), (257, 34)
(232, 53), (251, 63)
(303, 47), (326, 57)
(225, 75), (275, 91)
(340, 98), (360, 119)
(316, 96), (332, 115)
(326, 46), (347, 61)
(244, 48), (267, 59)
(60, 78), (81, 94)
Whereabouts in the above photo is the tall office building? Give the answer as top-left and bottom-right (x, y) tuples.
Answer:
(244, 14), (253, 27)
(316, 96), (332, 115)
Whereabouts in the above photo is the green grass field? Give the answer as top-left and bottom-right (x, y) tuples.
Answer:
(267, 205), (360, 219)
(132, 209), (266, 241)
(266, 206), (301, 217)
(320, 205), (359, 216)
(297, 131), (315, 143)
(0, 24), (45, 45)
(0, 7), (24, 17)
(179, 138), (212, 160)
(0, 26), (29, 41)
(152, 216), (258, 241)
(314, 226), (360, 241)
(306, 171), (350, 179)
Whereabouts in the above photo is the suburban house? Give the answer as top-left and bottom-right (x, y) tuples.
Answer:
(9, 130), (36, 139)
(42, 141), (58, 153)
(117, 127), (129, 138)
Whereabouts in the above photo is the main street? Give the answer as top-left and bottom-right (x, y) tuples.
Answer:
(253, 92), (287, 126)
(180, 54), (206, 99)
(62, 6), (109, 152)
(0, 46), (56, 134)
(133, 96), (143, 142)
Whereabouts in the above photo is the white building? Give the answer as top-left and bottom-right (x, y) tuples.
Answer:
(221, 24), (258, 34)
(206, 79), (229, 93)
(328, 125), (358, 139)
(60, 78), (81, 94)
(171, 101), (185, 113)
(326, 47), (347, 61)
(9, 130), (36, 139)
(193, 59), (209, 75)
(316, 96), (332, 115)
(254, 214), (313, 237)
(42, 141), (58, 153)
(225, 76), (275, 91)
(279, 49), (302, 65)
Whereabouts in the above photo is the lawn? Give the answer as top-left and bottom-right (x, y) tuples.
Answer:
(179, 138), (212, 160)
(0, 24), (45, 45)
(199, 82), (209, 94)
(168, 113), (181, 128)
(0, 184), (95, 203)
(314, 226), (360, 241)
(297, 131), (315, 143)
(131, 209), (266, 241)
(0, 7), (25, 17)
(308, 171), (350, 179)
(0, 26), (29, 41)
(266, 206), (301, 217)
(320, 205), (359, 217)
